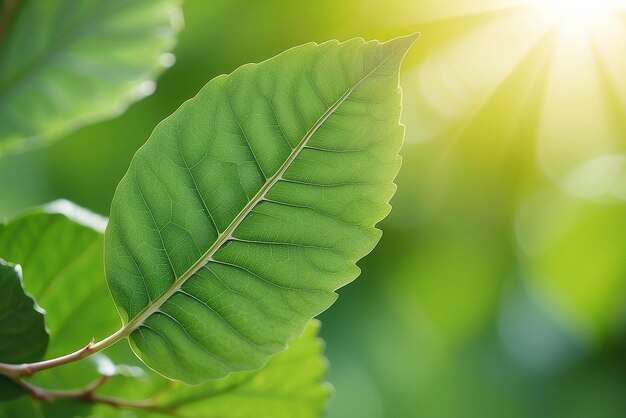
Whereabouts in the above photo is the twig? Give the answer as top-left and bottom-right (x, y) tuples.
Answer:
(17, 375), (165, 410)
(0, 325), (129, 379)
(17, 375), (109, 402)
(0, 339), (96, 379)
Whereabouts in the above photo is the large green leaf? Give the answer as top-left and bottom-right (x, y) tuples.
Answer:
(0, 259), (48, 401)
(0, 0), (182, 155)
(0, 204), (331, 417)
(105, 34), (416, 383)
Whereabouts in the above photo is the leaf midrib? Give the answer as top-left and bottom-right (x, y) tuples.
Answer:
(120, 44), (397, 337)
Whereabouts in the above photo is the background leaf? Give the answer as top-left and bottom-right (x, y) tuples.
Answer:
(0, 202), (112, 407)
(90, 320), (331, 418)
(0, 259), (48, 401)
(0, 397), (44, 418)
(0, 0), (183, 155)
(105, 34), (415, 383)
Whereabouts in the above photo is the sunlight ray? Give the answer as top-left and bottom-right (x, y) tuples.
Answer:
(403, 0), (526, 25)
(537, 14), (626, 192)
(404, 8), (552, 144)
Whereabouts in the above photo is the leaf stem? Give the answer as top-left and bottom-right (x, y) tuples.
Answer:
(0, 326), (129, 379)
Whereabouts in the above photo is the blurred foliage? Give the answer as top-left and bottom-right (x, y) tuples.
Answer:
(0, 0), (181, 154)
(0, 0), (625, 417)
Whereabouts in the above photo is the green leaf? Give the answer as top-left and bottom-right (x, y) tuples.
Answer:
(0, 202), (114, 361)
(0, 204), (331, 417)
(0, 0), (183, 155)
(0, 259), (48, 401)
(105, 34), (417, 383)
(0, 202), (113, 407)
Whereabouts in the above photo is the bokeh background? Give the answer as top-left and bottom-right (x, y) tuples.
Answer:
(1, 0), (625, 416)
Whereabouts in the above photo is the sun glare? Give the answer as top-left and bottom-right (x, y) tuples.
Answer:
(531, 0), (619, 32)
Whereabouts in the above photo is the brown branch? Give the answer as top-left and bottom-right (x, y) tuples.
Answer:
(88, 393), (160, 409)
(16, 374), (169, 411)
(17, 374), (109, 402)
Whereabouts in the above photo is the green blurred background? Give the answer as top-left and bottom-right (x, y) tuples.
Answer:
(1, 0), (625, 416)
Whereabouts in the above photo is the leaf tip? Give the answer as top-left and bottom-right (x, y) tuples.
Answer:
(407, 31), (422, 42)
(381, 33), (420, 65)
(390, 32), (421, 51)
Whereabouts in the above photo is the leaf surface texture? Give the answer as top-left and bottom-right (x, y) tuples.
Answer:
(105, 34), (416, 383)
